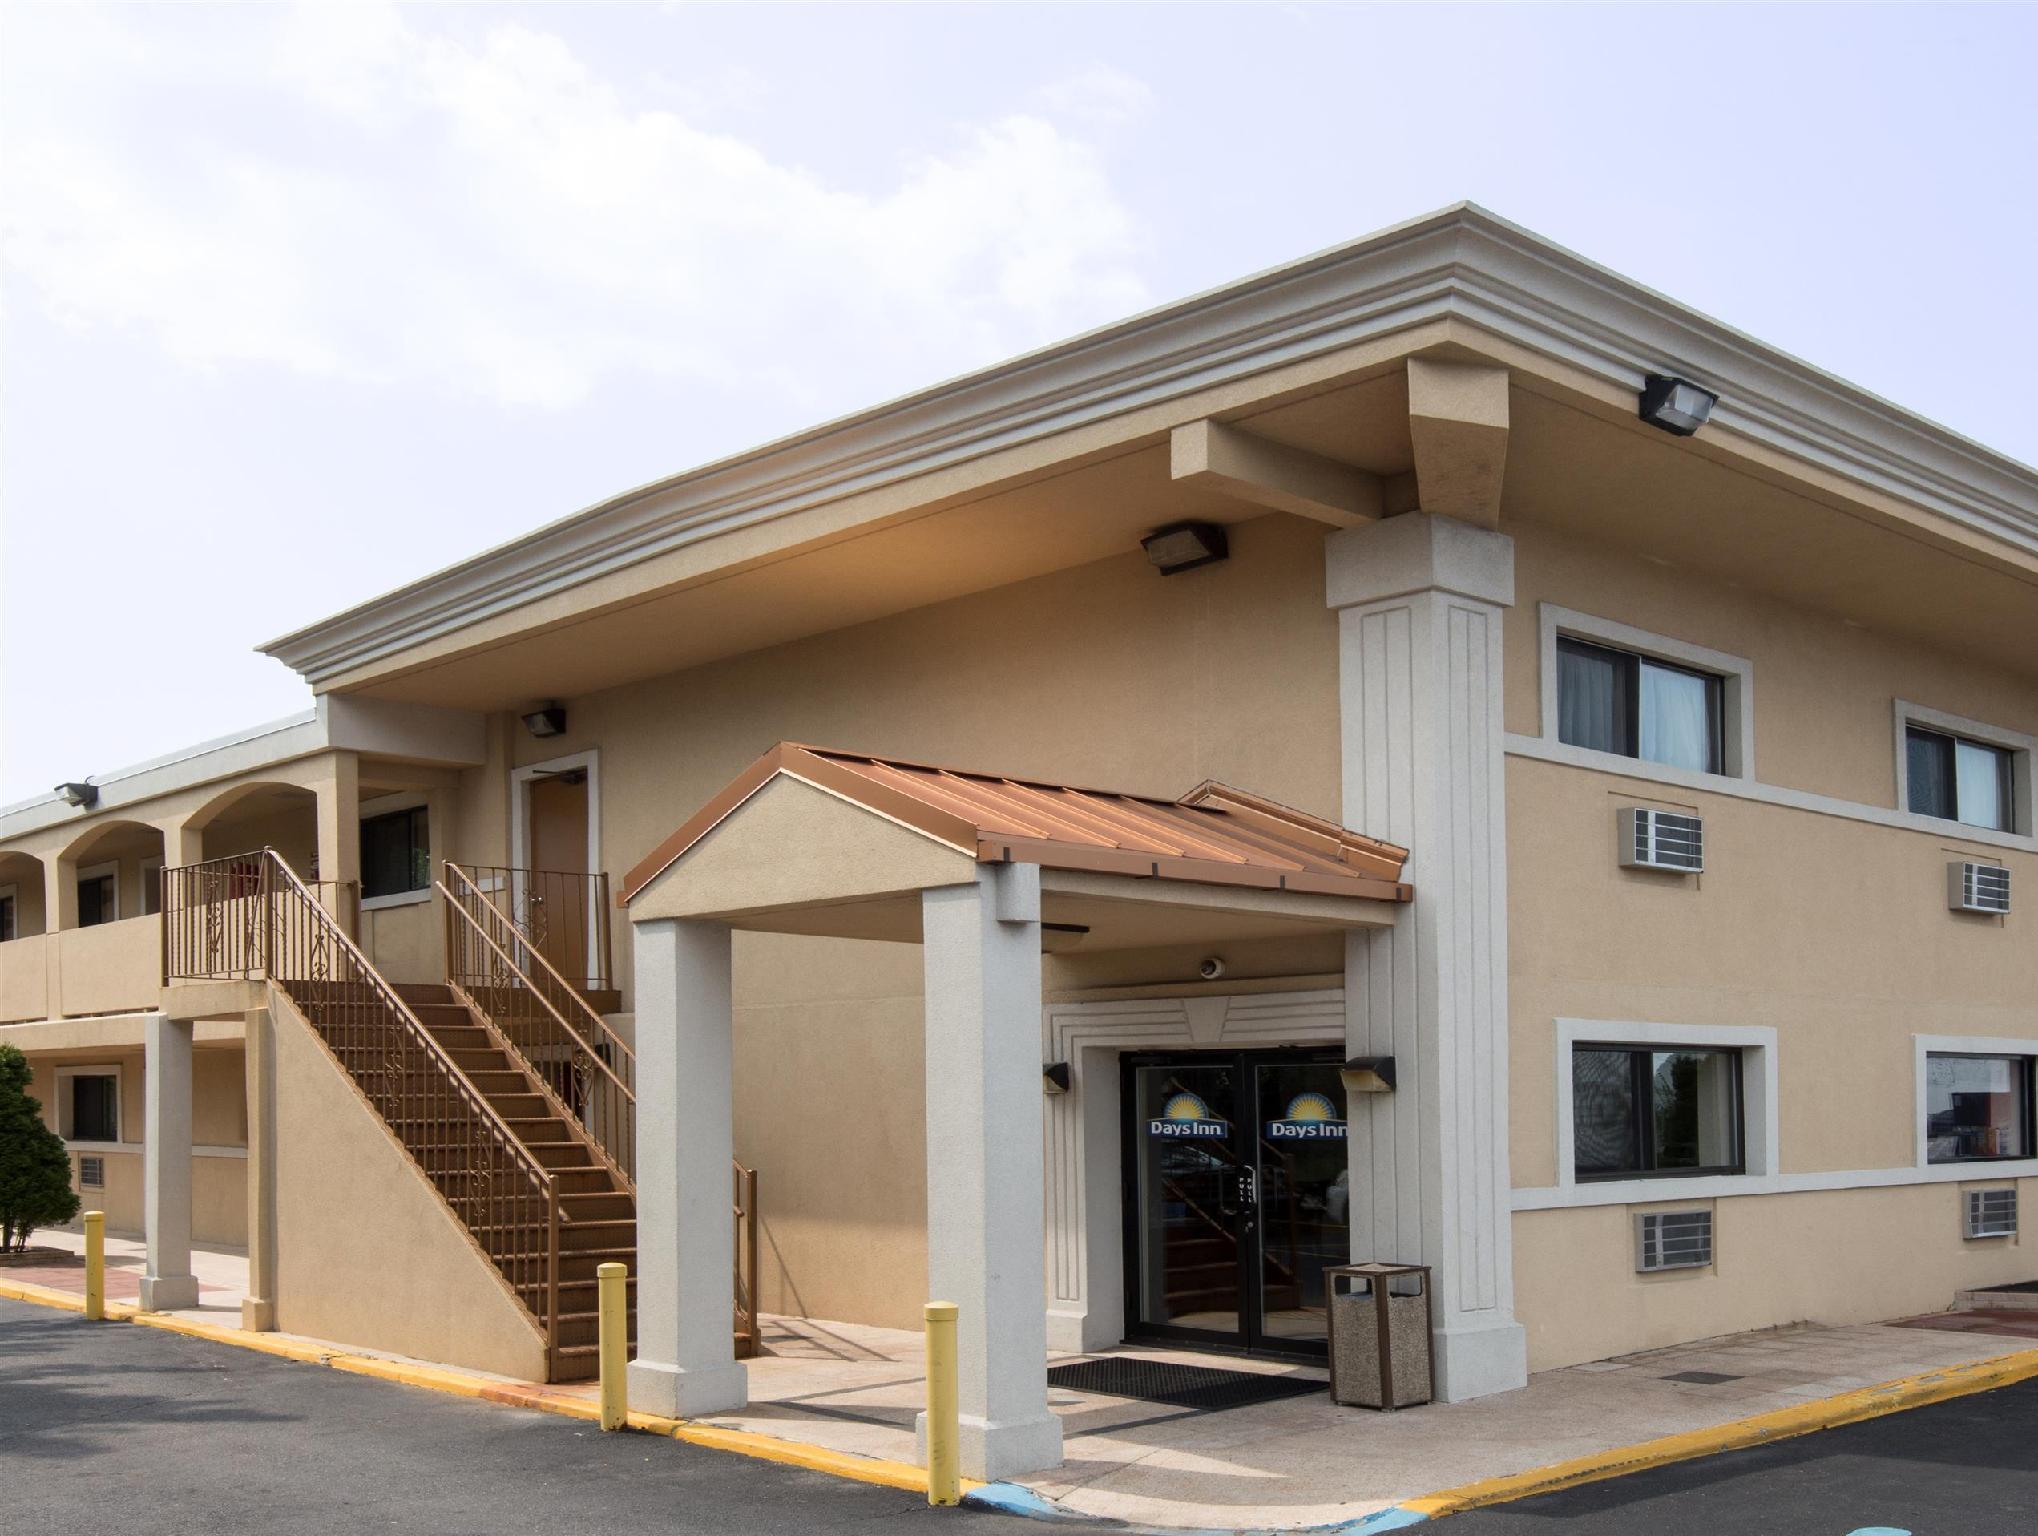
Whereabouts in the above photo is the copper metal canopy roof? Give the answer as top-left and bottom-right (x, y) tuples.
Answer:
(621, 743), (1411, 906)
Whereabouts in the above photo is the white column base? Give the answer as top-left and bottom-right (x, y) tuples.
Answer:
(1432, 1316), (1529, 1402)
(1046, 1304), (1118, 1355)
(915, 1408), (1065, 1482)
(139, 1275), (200, 1312)
(627, 1358), (749, 1418)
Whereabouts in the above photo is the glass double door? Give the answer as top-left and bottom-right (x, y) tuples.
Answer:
(1122, 1049), (1350, 1359)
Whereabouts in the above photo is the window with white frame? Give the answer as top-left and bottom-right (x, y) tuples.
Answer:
(1907, 727), (2015, 831)
(1896, 703), (2032, 837)
(76, 862), (118, 928)
(1539, 607), (1754, 781)
(138, 857), (163, 917)
(1558, 639), (1726, 775)
(1925, 1052), (2033, 1164)
(60, 1068), (121, 1144)
(1572, 1042), (1746, 1179)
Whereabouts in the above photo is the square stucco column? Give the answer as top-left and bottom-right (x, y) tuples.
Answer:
(141, 1012), (200, 1312)
(916, 866), (1062, 1480)
(1327, 513), (1528, 1401)
(628, 916), (748, 1417)
(242, 1003), (278, 1332)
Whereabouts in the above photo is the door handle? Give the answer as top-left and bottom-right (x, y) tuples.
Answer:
(1236, 1168), (1258, 1208)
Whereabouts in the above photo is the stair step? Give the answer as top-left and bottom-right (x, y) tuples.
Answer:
(501, 1118), (573, 1143)
(560, 1192), (635, 1220)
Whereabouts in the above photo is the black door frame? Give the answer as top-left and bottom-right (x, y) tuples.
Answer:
(1119, 1046), (1344, 1362)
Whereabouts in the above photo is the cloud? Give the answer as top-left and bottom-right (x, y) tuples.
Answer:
(1039, 64), (1156, 127)
(0, 6), (1151, 410)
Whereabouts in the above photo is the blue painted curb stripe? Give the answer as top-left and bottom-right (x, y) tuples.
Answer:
(960, 1482), (1430, 1532)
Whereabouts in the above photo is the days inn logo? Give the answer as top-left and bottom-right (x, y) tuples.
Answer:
(1266, 1091), (1346, 1142)
(1149, 1091), (1230, 1140)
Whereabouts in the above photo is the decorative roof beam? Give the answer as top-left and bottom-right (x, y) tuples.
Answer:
(1407, 357), (1510, 529)
(1169, 418), (1383, 528)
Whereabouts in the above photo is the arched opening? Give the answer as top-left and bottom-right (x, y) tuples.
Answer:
(57, 819), (167, 928)
(186, 782), (319, 876)
(0, 850), (46, 940)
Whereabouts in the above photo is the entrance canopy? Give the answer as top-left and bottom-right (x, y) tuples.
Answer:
(621, 743), (1411, 948)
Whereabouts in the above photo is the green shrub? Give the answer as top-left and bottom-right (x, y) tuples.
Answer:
(0, 1043), (81, 1252)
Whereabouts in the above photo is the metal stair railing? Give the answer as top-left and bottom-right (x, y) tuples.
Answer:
(440, 861), (637, 1186)
(162, 849), (562, 1368)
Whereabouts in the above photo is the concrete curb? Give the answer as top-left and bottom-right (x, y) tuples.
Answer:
(0, 1275), (959, 1498)
(7, 1275), (2035, 1529)
(1397, 1343), (2038, 1522)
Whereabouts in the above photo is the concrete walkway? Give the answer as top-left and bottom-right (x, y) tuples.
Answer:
(11, 1228), (250, 1328)
(10, 1236), (2038, 1529)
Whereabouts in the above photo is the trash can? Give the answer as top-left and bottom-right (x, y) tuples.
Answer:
(1325, 1262), (1433, 1409)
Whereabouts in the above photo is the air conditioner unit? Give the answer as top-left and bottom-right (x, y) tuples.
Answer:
(78, 1155), (105, 1189)
(1635, 1209), (1713, 1272)
(1948, 861), (2011, 916)
(1965, 1187), (2017, 1240)
(1620, 808), (1705, 873)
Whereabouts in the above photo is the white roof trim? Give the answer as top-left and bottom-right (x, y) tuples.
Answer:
(0, 696), (488, 841)
(262, 202), (2038, 688)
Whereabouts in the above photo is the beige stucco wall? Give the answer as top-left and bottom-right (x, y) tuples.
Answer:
(1503, 518), (2036, 1365)
(359, 897), (440, 985)
(521, 515), (1341, 1331)
(267, 986), (549, 1380)
(0, 934), (51, 1023)
(1502, 519), (2038, 806)
(1517, 1180), (2037, 1371)
(18, 1042), (249, 1246)
(1507, 756), (2037, 1189)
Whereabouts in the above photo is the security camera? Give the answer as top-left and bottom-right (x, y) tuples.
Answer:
(1198, 956), (1226, 981)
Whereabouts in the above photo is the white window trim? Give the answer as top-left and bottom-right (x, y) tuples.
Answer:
(76, 860), (120, 923)
(54, 1063), (123, 1144)
(138, 856), (163, 917)
(1892, 700), (2035, 837)
(1913, 1033), (2038, 1171)
(0, 881), (16, 941)
(1538, 605), (1756, 782)
(1550, 1018), (1779, 1207)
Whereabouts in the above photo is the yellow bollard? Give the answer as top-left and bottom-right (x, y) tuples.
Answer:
(924, 1300), (960, 1507)
(83, 1211), (105, 1321)
(597, 1261), (628, 1431)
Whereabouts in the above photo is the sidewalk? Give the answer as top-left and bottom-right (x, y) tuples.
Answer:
(7, 1239), (2038, 1530)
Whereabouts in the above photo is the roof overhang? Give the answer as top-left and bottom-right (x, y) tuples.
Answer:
(623, 743), (1410, 947)
(263, 203), (2038, 697)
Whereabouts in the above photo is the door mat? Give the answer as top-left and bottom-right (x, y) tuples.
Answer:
(1047, 1356), (1325, 1411)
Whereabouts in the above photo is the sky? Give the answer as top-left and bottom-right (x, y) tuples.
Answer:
(3, 2), (2035, 804)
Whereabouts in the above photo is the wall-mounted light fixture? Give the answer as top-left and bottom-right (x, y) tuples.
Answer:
(1041, 922), (1089, 954)
(521, 705), (568, 738)
(54, 781), (98, 809)
(1042, 1062), (1072, 1095)
(1638, 374), (1717, 437)
(1340, 1055), (1397, 1095)
(1141, 521), (1229, 576)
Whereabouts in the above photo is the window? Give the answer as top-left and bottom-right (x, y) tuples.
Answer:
(1572, 1045), (1744, 1179)
(360, 805), (430, 900)
(1558, 638), (1725, 775)
(1907, 726), (2014, 832)
(76, 864), (118, 927)
(1925, 1053), (2032, 1164)
(0, 886), (14, 942)
(138, 858), (163, 917)
(66, 1071), (120, 1144)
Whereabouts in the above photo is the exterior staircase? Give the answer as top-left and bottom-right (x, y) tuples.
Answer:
(395, 982), (634, 1379)
(161, 848), (759, 1385)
